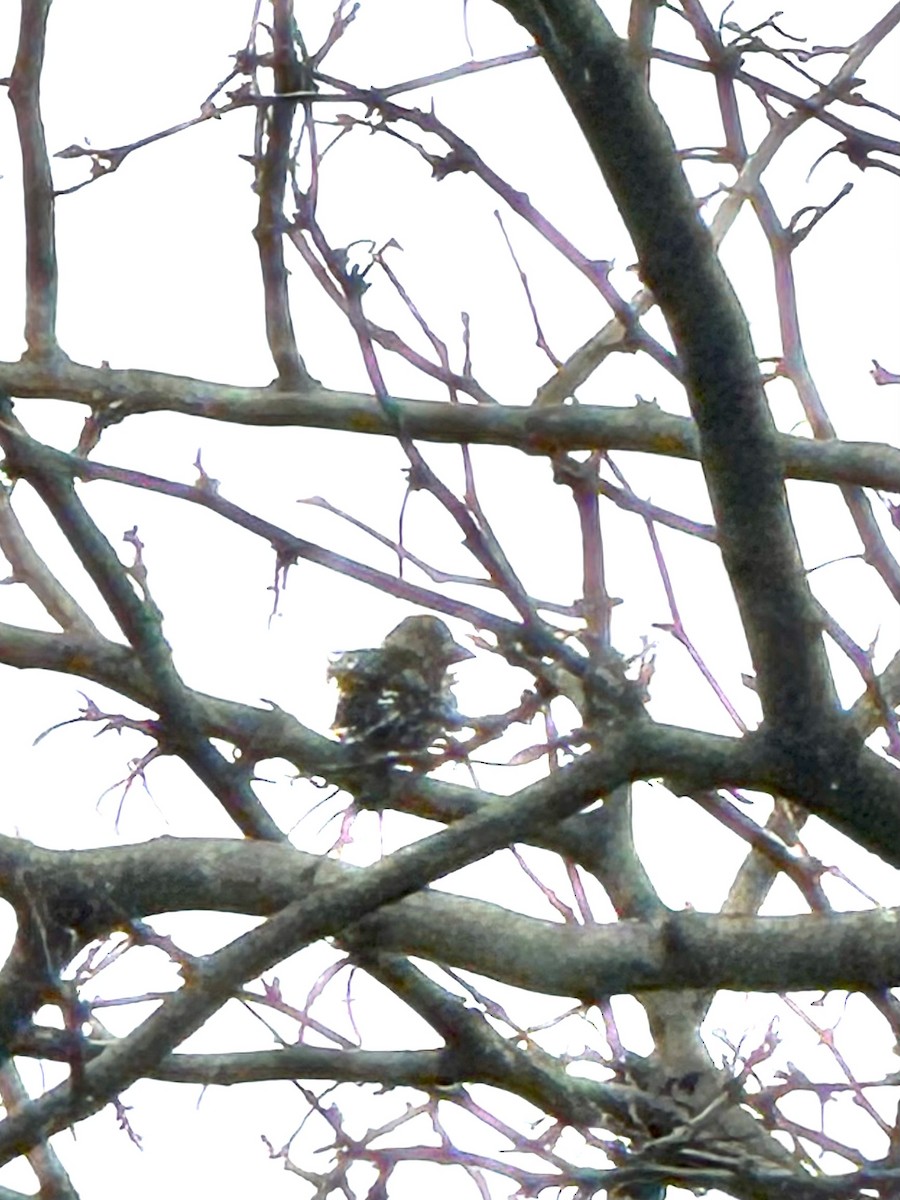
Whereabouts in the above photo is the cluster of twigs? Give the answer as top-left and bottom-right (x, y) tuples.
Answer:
(0, 1), (899, 1198)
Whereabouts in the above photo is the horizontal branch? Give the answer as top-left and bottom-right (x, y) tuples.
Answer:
(357, 886), (900, 994)
(1, 360), (898, 489)
(13, 1027), (674, 1147)
(1, 620), (900, 863)
(19, 1032), (463, 1088)
(2, 835), (899, 994)
(0, 740), (651, 1163)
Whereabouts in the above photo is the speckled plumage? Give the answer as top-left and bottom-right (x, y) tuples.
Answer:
(329, 615), (473, 763)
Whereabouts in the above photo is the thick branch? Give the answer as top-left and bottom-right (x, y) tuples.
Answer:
(3, 836), (899, 999)
(0, 747), (632, 1163)
(2, 619), (900, 863)
(1, 361), (897, 489)
(492, 0), (837, 747)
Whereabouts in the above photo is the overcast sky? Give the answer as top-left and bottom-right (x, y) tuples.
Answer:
(0, 2), (899, 1197)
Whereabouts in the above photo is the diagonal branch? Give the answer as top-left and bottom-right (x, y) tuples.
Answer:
(0, 402), (284, 842)
(0, 746), (630, 1164)
(493, 0), (839, 753)
(3, 361), (899, 489)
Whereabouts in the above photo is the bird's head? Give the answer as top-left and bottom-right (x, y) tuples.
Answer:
(382, 615), (474, 666)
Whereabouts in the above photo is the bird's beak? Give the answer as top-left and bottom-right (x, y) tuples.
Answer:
(449, 643), (475, 664)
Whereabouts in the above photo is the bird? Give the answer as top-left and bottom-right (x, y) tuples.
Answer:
(328, 615), (473, 768)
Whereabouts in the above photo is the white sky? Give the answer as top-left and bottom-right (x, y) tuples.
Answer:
(0, 1), (899, 1197)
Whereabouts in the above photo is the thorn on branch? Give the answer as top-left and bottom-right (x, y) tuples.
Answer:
(872, 360), (900, 386)
(786, 183), (853, 247)
(428, 148), (475, 180)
